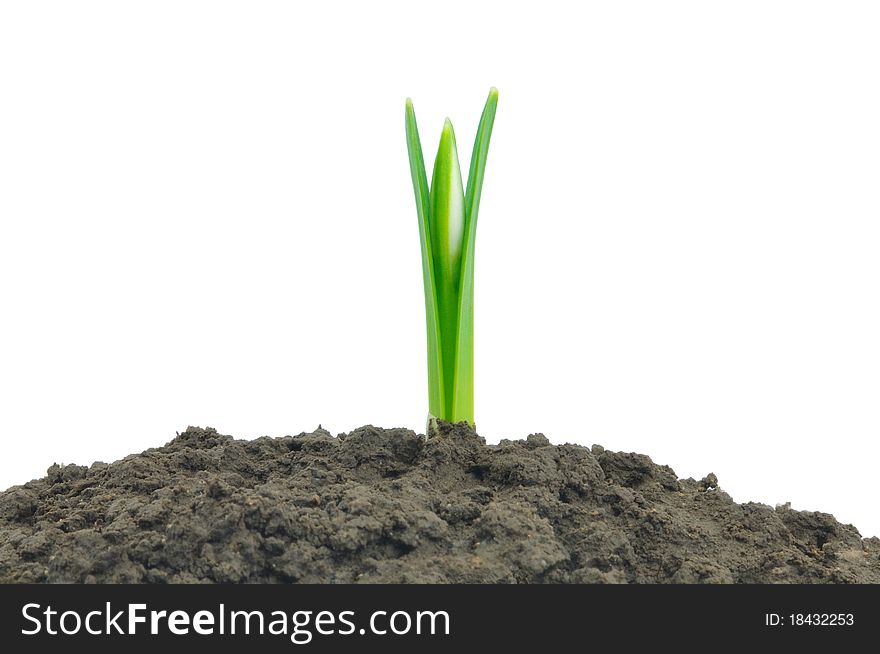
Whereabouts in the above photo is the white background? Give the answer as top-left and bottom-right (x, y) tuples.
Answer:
(2, 2), (878, 537)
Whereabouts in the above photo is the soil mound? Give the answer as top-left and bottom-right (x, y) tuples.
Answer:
(1, 423), (877, 583)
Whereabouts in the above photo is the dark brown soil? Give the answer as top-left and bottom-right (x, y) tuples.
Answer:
(1, 423), (877, 583)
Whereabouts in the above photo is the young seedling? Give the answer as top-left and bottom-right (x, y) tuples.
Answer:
(405, 88), (498, 429)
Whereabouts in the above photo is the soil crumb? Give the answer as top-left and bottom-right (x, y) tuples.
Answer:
(1, 423), (877, 583)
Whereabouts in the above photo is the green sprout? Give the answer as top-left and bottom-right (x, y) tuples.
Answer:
(405, 88), (498, 428)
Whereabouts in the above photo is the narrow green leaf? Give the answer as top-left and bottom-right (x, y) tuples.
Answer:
(451, 88), (499, 424)
(405, 99), (444, 419)
(429, 119), (466, 420)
